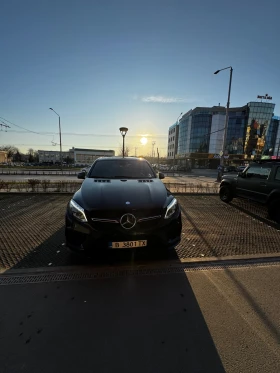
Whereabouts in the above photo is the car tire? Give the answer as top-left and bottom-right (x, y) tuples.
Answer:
(268, 199), (280, 224)
(219, 185), (233, 203)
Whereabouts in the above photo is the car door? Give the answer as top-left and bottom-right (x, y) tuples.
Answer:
(236, 164), (272, 202)
(263, 165), (280, 199)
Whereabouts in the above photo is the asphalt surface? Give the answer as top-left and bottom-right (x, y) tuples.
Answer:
(0, 263), (279, 373)
(0, 194), (279, 271)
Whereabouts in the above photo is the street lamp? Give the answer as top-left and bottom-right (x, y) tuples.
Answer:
(214, 66), (233, 182)
(49, 108), (62, 171)
(119, 127), (128, 158)
(173, 112), (183, 171)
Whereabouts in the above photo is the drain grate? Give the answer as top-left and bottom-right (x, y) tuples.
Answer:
(1, 259), (280, 286)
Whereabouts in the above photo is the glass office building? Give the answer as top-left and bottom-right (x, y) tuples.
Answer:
(189, 113), (212, 153)
(262, 116), (279, 155)
(226, 106), (247, 155)
(177, 110), (192, 155)
(244, 102), (275, 158)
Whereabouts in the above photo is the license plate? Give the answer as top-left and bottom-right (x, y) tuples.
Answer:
(109, 240), (147, 249)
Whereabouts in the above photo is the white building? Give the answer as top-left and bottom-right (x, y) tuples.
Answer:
(38, 150), (71, 163)
(167, 123), (179, 159)
(38, 147), (115, 164)
(69, 147), (115, 164)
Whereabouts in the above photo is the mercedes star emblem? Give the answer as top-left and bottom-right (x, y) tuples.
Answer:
(120, 213), (136, 230)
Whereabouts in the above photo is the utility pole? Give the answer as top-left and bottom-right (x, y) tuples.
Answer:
(152, 141), (156, 159)
(0, 123), (10, 131)
(157, 147), (159, 170)
(214, 66), (233, 182)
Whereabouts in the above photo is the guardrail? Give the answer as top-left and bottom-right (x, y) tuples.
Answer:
(0, 170), (78, 176)
(0, 179), (219, 194)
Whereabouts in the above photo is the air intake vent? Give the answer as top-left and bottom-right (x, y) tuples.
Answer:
(138, 180), (153, 183)
(94, 180), (111, 183)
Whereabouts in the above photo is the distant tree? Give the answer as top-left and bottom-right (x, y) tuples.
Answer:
(13, 151), (22, 162)
(0, 145), (19, 159)
(33, 151), (39, 163)
(117, 146), (130, 157)
(63, 156), (74, 165)
(27, 148), (34, 163)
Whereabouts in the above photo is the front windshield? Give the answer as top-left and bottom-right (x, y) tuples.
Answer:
(88, 159), (156, 179)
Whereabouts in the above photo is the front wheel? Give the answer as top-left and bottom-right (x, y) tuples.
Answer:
(268, 199), (280, 224)
(219, 185), (233, 203)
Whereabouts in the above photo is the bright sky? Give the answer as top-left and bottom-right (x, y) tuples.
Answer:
(1, 0), (279, 157)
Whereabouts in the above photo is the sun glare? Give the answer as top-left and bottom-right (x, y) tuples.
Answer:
(140, 137), (148, 145)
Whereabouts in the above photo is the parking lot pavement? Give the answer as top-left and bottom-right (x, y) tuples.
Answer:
(0, 194), (279, 271)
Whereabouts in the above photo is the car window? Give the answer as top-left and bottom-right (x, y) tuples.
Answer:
(246, 166), (271, 180)
(275, 167), (280, 181)
(88, 160), (155, 179)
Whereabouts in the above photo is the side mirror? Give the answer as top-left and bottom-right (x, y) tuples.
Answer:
(159, 172), (165, 180)
(238, 171), (245, 178)
(77, 171), (86, 179)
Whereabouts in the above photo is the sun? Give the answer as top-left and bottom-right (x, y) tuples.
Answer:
(140, 137), (148, 145)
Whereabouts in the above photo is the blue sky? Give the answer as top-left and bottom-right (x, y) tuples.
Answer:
(1, 0), (279, 156)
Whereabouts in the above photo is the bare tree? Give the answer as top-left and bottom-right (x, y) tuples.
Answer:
(0, 145), (19, 159)
(27, 148), (34, 162)
(117, 145), (130, 157)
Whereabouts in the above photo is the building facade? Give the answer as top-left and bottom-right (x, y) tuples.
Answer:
(244, 102), (275, 159)
(38, 150), (71, 164)
(38, 148), (115, 164)
(167, 123), (179, 159)
(271, 116), (280, 157)
(168, 100), (277, 168)
(0, 151), (8, 163)
(69, 148), (115, 164)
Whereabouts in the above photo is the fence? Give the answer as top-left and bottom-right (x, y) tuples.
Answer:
(0, 179), (219, 194)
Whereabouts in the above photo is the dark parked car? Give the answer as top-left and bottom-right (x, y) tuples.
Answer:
(224, 166), (237, 173)
(65, 157), (182, 254)
(219, 160), (280, 223)
(236, 165), (247, 172)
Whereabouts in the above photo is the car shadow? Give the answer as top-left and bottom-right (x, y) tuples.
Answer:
(1, 235), (226, 373)
(229, 199), (280, 229)
(0, 197), (227, 372)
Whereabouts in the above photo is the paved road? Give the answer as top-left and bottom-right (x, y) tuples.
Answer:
(0, 262), (279, 372)
(1, 194), (279, 271)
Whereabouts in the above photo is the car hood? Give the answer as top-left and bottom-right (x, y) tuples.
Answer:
(76, 178), (169, 212)
(222, 174), (238, 181)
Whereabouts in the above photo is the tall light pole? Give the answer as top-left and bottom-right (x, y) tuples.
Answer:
(214, 66), (233, 182)
(49, 108), (62, 171)
(173, 112), (183, 170)
(119, 127), (128, 158)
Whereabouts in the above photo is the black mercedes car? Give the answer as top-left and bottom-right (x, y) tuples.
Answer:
(65, 157), (182, 254)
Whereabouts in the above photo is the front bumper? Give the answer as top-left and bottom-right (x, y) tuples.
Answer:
(65, 208), (182, 252)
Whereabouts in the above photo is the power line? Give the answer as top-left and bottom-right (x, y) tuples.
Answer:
(0, 123), (11, 131)
(7, 129), (168, 139)
(0, 116), (54, 137)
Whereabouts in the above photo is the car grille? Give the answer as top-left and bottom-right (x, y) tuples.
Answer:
(138, 180), (154, 183)
(88, 211), (162, 232)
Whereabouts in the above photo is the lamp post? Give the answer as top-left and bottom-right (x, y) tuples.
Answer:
(173, 112), (183, 171)
(214, 66), (233, 182)
(49, 108), (62, 171)
(119, 127), (128, 158)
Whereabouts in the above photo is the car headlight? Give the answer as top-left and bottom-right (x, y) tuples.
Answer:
(69, 199), (87, 222)
(164, 198), (177, 219)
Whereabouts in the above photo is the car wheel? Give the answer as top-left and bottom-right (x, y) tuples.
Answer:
(219, 185), (233, 203)
(268, 199), (280, 224)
